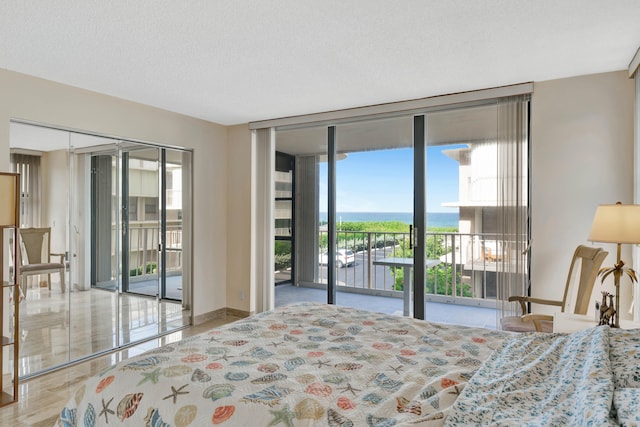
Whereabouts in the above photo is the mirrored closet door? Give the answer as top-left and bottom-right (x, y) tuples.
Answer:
(10, 121), (193, 378)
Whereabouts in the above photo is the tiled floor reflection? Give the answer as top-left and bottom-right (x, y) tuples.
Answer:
(18, 284), (189, 378)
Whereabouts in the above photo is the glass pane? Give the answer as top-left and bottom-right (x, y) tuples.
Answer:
(120, 145), (160, 345)
(160, 148), (191, 333)
(1, 342), (16, 402)
(275, 240), (292, 284)
(275, 200), (292, 238)
(274, 125), (327, 306)
(424, 102), (500, 327)
(69, 135), (119, 362)
(334, 116), (414, 316)
(12, 127), (72, 376)
(275, 169), (293, 198)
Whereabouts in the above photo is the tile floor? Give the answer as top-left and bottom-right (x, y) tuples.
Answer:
(275, 283), (499, 329)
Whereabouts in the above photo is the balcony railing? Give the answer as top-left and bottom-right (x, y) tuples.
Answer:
(110, 221), (183, 280)
(317, 231), (515, 308)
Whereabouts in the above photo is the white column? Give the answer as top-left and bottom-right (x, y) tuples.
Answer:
(251, 128), (275, 314)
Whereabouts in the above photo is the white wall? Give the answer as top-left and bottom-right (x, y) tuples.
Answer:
(226, 124), (253, 313)
(0, 68), (229, 320)
(531, 70), (635, 319)
(2, 67), (636, 323)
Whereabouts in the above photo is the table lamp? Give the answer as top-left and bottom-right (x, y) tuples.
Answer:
(588, 202), (640, 327)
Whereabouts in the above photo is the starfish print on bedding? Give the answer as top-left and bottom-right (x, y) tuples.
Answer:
(99, 397), (115, 423)
(269, 341), (284, 348)
(314, 359), (331, 368)
(214, 353), (235, 362)
(389, 365), (404, 374)
(338, 383), (361, 396)
(204, 336), (220, 343)
(137, 367), (162, 386)
(162, 384), (189, 404)
(268, 404), (296, 427)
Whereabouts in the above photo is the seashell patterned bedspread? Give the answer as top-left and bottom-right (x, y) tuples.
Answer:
(55, 302), (509, 426)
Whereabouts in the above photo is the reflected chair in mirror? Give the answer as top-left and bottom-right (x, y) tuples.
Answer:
(19, 227), (66, 295)
(500, 244), (607, 333)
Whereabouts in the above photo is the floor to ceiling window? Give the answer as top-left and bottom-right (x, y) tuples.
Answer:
(9, 121), (193, 378)
(274, 152), (295, 286)
(268, 86), (530, 328)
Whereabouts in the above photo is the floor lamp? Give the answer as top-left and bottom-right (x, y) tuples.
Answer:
(588, 202), (640, 328)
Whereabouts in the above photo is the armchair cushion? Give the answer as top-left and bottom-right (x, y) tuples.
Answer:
(501, 316), (553, 333)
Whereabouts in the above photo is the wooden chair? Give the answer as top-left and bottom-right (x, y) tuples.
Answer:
(19, 227), (66, 295)
(500, 244), (607, 333)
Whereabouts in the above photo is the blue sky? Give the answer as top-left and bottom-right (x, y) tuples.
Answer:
(319, 145), (463, 213)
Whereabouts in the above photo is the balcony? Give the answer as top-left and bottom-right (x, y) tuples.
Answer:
(275, 230), (521, 329)
(275, 283), (499, 329)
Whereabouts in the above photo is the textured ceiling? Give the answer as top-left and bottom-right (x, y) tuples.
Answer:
(1, 1), (640, 126)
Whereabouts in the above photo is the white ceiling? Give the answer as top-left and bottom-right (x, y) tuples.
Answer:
(1, 1), (640, 126)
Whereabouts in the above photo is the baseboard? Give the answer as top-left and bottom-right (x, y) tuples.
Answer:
(226, 307), (252, 318)
(194, 307), (251, 325)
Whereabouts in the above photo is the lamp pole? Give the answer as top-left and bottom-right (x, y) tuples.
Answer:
(614, 242), (622, 328)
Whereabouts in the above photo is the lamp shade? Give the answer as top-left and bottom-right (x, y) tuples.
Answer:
(588, 203), (640, 244)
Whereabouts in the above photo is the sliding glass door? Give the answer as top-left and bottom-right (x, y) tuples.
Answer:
(334, 116), (416, 316)
(272, 95), (529, 328)
(121, 145), (160, 299)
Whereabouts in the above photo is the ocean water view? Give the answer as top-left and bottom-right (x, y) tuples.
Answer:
(320, 212), (459, 228)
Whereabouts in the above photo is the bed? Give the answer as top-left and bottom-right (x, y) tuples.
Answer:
(55, 302), (639, 426)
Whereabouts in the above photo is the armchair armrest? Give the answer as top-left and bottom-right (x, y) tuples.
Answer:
(508, 295), (563, 315)
(50, 252), (67, 263)
(521, 313), (554, 332)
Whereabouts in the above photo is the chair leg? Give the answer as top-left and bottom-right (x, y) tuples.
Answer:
(20, 274), (26, 298)
(60, 269), (65, 293)
(47, 273), (51, 290)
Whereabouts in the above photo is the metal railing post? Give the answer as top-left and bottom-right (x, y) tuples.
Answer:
(367, 232), (372, 289)
(451, 233), (457, 298)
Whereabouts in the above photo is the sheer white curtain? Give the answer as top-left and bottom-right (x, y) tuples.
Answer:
(10, 152), (41, 228)
(631, 48), (640, 321)
(496, 95), (530, 324)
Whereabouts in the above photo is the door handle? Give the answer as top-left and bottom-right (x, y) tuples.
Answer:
(409, 225), (413, 248)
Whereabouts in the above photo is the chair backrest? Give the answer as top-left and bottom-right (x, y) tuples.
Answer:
(561, 244), (608, 315)
(19, 227), (51, 265)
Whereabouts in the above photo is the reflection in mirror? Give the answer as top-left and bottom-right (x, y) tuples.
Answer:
(10, 121), (192, 378)
(69, 137), (119, 361)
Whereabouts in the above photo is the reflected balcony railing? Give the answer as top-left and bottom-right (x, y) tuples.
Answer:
(111, 221), (183, 280)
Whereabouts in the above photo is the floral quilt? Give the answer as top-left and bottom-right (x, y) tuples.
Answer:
(445, 326), (628, 426)
(55, 302), (509, 427)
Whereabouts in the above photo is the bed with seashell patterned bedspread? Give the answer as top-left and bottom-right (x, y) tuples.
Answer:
(55, 302), (637, 426)
(56, 303), (508, 426)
